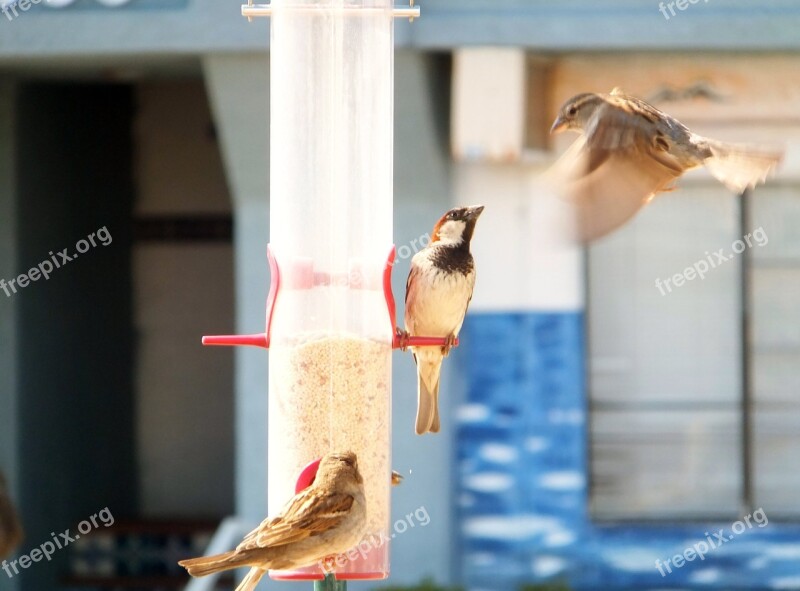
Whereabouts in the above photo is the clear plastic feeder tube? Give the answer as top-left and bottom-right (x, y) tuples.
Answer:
(267, 0), (394, 581)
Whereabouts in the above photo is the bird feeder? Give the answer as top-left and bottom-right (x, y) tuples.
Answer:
(202, 0), (457, 583)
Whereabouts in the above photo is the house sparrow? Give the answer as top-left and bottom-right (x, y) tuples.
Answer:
(391, 471), (403, 487)
(548, 88), (783, 241)
(179, 451), (366, 591)
(403, 205), (483, 435)
(0, 471), (22, 560)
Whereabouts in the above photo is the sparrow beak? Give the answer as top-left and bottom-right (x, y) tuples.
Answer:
(550, 116), (567, 135)
(465, 205), (484, 220)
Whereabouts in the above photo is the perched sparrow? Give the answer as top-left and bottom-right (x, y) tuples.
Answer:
(179, 451), (366, 591)
(548, 88), (783, 241)
(0, 472), (22, 560)
(403, 205), (483, 435)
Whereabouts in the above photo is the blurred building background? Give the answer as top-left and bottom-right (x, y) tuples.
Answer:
(0, 1), (799, 590)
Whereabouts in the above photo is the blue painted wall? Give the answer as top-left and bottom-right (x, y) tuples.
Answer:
(457, 313), (800, 591)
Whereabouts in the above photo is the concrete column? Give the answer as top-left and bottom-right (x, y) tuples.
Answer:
(202, 54), (271, 524)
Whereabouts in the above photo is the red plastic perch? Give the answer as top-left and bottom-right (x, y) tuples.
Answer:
(202, 246), (459, 351)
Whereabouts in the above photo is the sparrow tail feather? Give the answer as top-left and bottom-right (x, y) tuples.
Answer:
(703, 140), (783, 193)
(179, 551), (254, 578)
(236, 567), (266, 591)
(430, 384), (441, 433)
(415, 360), (441, 435)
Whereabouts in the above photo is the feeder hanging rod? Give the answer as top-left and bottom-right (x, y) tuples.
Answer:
(242, 0), (420, 21)
(315, 573), (346, 591)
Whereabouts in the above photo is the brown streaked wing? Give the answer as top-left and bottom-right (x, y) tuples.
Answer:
(404, 263), (419, 307)
(237, 491), (355, 551)
(583, 102), (652, 162)
(581, 99), (684, 176)
(404, 262), (423, 336)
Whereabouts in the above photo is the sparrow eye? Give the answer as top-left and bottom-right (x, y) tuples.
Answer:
(567, 105), (578, 117)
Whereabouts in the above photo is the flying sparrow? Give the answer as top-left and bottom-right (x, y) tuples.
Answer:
(179, 451), (366, 591)
(548, 88), (783, 241)
(0, 471), (22, 560)
(402, 205), (483, 435)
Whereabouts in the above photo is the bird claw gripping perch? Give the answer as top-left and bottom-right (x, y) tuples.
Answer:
(441, 334), (457, 357)
(394, 328), (411, 351)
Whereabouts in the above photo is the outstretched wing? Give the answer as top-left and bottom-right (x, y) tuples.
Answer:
(544, 134), (681, 242)
(582, 99), (683, 176)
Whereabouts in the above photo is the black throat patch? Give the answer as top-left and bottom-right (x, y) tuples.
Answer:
(430, 244), (474, 276)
